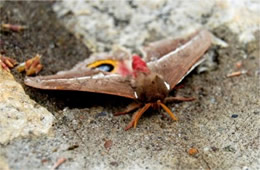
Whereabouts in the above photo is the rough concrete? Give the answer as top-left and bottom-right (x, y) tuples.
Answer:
(53, 0), (260, 52)
(0, 1), (259, 170)
(0, 69), (54, 145)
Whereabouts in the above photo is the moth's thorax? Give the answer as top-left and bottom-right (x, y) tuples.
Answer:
(133, 72), (169, 103)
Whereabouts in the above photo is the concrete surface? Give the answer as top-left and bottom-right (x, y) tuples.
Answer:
(53, 0), (260, 51)
(0, 1), (259, 170)
(0, 68), (54, 145)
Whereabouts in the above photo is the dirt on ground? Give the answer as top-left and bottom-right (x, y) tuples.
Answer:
(0, 1), (259, 170)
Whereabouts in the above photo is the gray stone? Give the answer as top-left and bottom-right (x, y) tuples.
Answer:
(0, 70), (54, 144)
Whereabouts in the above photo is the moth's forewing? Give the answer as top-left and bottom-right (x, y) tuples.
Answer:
(146, 29), (212, 90)
(24, 52), (136, 99)
(24, 73), (135, 99)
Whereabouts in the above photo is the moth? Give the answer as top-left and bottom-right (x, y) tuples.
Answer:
(25, 29), (212, 130)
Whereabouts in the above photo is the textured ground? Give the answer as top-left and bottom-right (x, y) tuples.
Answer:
(0, 1), (259, 170)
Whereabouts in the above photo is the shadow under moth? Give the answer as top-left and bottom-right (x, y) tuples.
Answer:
(25, 29), (212, 130)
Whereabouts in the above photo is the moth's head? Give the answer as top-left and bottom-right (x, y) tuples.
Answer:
(132, 55), (150, 77)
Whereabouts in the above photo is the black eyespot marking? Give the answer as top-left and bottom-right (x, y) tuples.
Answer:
(95, 64), (114, 72)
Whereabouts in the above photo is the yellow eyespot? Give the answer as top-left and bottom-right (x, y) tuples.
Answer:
(87, 59), (118, 73)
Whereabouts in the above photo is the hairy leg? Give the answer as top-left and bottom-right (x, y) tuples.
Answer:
(157, 101), (178, 121)
(125, 103), (151, 131)
(114, 102), (142, 116)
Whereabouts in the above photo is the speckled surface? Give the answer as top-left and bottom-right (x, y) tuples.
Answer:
(53, 0), (260, 52)
(0, 1), (259, 170)
(0, 70), (54, 145)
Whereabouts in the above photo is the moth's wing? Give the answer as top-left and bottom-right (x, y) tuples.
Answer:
(141, 32), (198, 62)
(145, 29), (212, 90)
(24, 53), (136, 99)
(24, 73), (135, 99)
(60, 50), (130, 74)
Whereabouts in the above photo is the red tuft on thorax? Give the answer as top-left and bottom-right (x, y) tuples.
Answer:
(132, 55), (150, 77)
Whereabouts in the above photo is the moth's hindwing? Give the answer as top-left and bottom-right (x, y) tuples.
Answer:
(146, 29), (212, 90)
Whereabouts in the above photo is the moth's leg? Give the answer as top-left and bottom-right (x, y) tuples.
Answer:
(125, 103), (151, 131)
(173, 84), (185, 90)
(133, 103), (152, 128)
(158, 101), (178, 121)
(114, 102), (142, 116)
(0, 55), (17, 71)
(164, 96), (195, 103)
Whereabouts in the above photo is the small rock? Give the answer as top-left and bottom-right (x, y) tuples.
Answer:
(188, 148), (199, 156)
(231, 114), (238, 118)
(67, 144), (79, 151)
(104, 140), (113, 150)
(110, 161), (119, 167)
(223, 145), (236, 153)
(211, 146), (219, 152)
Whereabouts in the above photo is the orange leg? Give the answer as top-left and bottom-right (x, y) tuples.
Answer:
(134, 103), (152, 128)
(157, 101), (178, 121)
(164, 96), (195, 103)
(125, 103), (151, 131)
(114, 102), (142, 116)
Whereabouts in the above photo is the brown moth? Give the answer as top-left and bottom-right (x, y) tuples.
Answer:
(25, 29), (212, 130)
